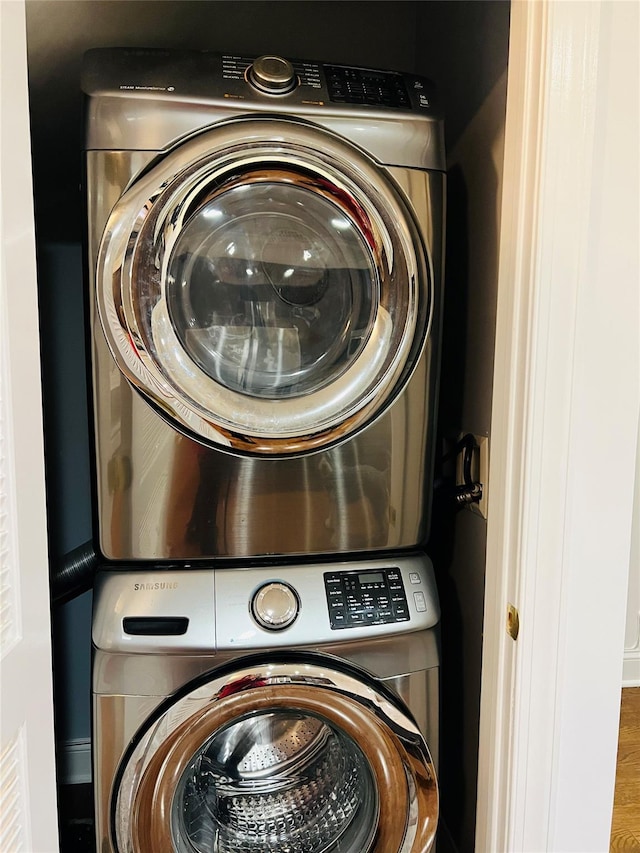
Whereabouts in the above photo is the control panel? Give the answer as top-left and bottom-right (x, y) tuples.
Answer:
(224, 54), (413, 108)
(92, 554), (440, 654)
(222, 53), (427, 110)
(83, 48), (444, 167)
(324, 65), (410, 108)
(223, 54), (322, 92)
(83, 48), (438, 117)
(324, 567), (409, 629)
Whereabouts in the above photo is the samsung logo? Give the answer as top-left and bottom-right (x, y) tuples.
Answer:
(133, 582), (179, 591)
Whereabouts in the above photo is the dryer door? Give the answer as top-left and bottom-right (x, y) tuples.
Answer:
(112, 656), (438, 853)
(96, 118), (432, 455)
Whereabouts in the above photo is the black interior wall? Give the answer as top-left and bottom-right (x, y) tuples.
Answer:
(26, 3), (510, 851)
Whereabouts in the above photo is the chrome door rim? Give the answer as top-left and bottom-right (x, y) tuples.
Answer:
(96, 118), (432, 455)
(112, 658), (438, 853)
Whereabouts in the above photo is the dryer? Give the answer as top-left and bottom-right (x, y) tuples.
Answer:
(92, 553), (440, 852)
(82, 49), (445, 561)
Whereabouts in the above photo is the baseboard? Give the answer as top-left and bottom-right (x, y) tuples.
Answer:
(59, 738), (92, 785)
(622, 650), (640, 688)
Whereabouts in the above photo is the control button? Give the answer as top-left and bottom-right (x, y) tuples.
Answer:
(393, 602), (409, 619)
(409, 572), (421, 585)
(413, 591), (427, 612)
(252, 582), (299, 630)
(248, 55), (297, 95)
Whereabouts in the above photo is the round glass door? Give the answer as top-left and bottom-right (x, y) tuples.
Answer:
(113, 659), (438, 853)
(97, 119), (431, 455)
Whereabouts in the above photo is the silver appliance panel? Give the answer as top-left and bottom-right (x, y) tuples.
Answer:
(104, 658), (438, 853)
(95, 120), (432, 456)
(82, 48), (445, 171)
(91, 554), (441, 851)
(86, 145), (444, 560)
(92, 554), (440, 654)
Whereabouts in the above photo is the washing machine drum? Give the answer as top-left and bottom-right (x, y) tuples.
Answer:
(112, 658), (438, 852)
(96, 118), (432, 455)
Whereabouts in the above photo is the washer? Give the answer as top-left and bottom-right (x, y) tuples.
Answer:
(82, 48), (446, 562)
(92, 553), (440, 852)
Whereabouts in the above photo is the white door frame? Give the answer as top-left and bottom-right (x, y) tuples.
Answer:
(0, 2), (59, 851)
(476, 1), (639, 850)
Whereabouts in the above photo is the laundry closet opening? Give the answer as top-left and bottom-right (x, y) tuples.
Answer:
(25, 3), (510, 851)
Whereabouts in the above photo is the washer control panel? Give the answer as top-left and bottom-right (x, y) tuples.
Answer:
(324, 567), (409, 630)
(92, 554), (439, 653)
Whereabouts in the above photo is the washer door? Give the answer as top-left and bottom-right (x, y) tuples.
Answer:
(97, 118), (432, 455)
(112, 657), (438, 852)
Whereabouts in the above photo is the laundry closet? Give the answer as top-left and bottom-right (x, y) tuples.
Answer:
(25, 2), (510, 851)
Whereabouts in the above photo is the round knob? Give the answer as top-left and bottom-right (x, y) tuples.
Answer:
(248, 55), (297, 95)
(252, 582), (299, 630)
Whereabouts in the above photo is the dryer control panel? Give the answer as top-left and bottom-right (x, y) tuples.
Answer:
(82, 48), (445, 171)
(82, 49), (442, 121)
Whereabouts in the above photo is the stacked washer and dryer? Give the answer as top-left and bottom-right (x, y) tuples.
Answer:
(83, 49), (445, 853)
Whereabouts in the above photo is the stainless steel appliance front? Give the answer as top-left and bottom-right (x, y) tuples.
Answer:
(92, 554), (440, 852)
(84, 49), (445, 560)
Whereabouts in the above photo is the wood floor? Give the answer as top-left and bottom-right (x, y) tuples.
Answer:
(611, 687), (640, 851)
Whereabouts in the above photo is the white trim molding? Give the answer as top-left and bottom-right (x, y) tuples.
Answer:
(477, 1), (640, 851)
(623, 420), (640, 688)
(1, 2), (59, 848)
(623, 646), (640, 689)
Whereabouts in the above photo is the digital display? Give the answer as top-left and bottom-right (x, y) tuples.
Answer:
(359, 572), (384, 584)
